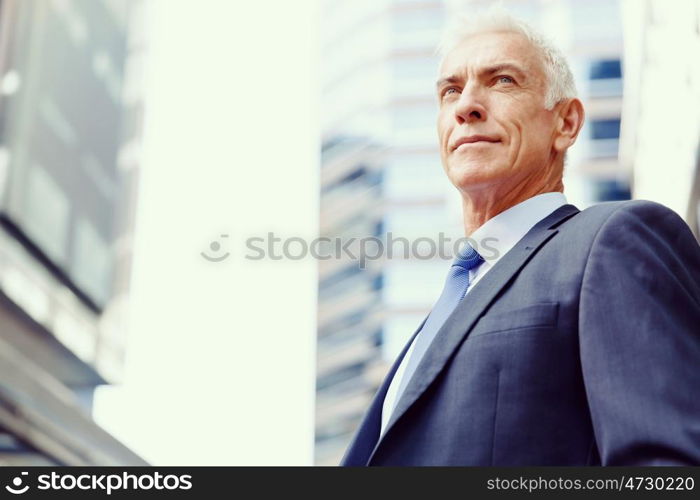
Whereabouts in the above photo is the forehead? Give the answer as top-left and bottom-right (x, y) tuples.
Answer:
(439, 30), (545, 78)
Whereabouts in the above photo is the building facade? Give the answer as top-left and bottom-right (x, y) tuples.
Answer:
(619, 0), (700, 239)
(0, 0), (147, 465)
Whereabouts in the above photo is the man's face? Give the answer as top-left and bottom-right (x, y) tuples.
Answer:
(436, 31), (558, 193)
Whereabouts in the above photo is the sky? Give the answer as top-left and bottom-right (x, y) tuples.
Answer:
(93, 0), (320, 465)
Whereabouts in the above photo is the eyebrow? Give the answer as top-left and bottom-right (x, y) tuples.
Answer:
(436, 63), (528, 89)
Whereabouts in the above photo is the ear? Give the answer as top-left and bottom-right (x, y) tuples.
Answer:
(553, 98), (585, 153)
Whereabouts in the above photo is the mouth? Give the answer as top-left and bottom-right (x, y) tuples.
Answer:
(451, 135), (500, 152)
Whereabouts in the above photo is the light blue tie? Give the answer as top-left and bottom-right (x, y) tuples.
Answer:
(393, 244), (484, 406)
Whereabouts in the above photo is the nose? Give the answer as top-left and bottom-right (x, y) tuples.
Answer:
(454, 85), (487, 125)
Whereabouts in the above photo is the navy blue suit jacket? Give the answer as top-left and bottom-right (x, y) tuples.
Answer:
(340, 200), (700, 466)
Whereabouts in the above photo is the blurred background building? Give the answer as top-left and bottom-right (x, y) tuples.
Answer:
(317, 0), (454, 465)
(0, 0), (147, 465)
(315, 0), (700, 465)
(619, 0), (700, 238)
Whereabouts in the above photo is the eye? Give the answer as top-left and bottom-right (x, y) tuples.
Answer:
(496, 75), (515, 84)
(442, 87), (459, 98)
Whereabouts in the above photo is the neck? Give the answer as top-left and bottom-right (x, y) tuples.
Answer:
(460, 174), (563, 235)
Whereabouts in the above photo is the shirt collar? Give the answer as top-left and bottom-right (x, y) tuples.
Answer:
(469, 192), (568, 266)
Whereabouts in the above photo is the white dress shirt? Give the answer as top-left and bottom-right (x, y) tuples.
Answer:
(379, 192), (568, 435)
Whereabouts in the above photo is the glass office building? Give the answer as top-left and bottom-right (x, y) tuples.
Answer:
(0, 0), (146, 464)
(619, 0), (700, 239)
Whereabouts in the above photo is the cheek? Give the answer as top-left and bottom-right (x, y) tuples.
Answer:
(503, 112), (544, 151)
(524, 109), (554, 139)
(437, 117), (451, 146)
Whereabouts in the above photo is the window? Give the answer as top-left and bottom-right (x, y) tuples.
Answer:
(589, 59), (622, 80)
(592, 179), (631, 202)
(590, 119), (621, 140)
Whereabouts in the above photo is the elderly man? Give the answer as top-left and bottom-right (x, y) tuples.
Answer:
(341, 12), (700, 466)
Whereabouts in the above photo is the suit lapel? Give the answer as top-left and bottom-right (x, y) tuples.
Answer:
(366, 203), (580, 463)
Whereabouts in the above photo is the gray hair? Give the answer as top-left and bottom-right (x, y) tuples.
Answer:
(436, 9), (577, 110)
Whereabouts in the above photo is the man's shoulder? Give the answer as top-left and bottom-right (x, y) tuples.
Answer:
(553, 199), (696, 257)
(568, 199), (699, 259)
(578, 198), (674, 218)
(572, 199), (685, 232)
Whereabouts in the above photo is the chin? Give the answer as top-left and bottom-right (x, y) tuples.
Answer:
(446, 161), (503, 192)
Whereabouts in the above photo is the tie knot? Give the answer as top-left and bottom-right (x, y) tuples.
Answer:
(453, 244), (483, 271)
